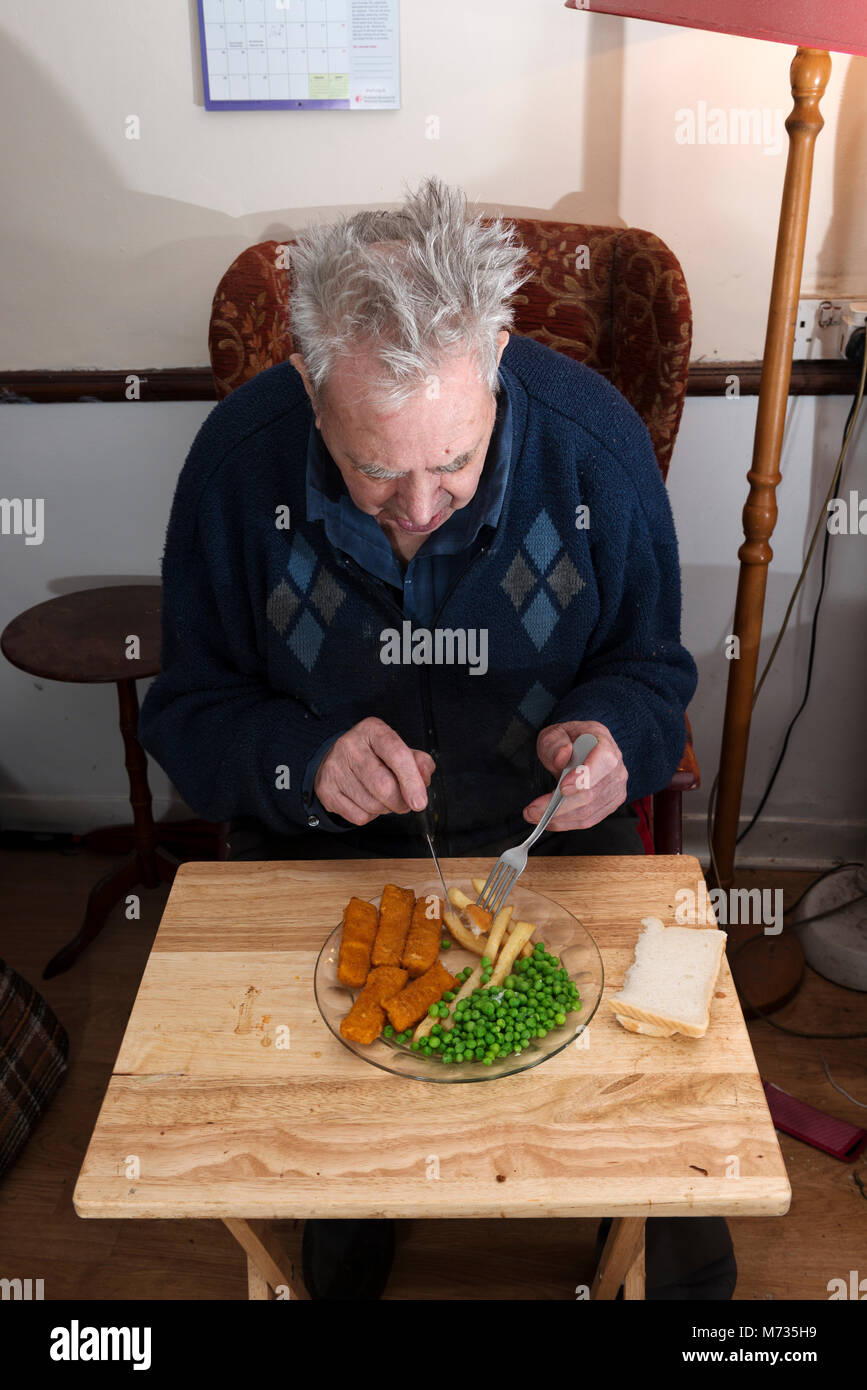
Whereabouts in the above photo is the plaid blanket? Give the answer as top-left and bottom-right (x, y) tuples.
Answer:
(0, 960), (69, 1182)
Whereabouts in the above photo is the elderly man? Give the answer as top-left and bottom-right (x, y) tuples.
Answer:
(140, 177), (735, 1300)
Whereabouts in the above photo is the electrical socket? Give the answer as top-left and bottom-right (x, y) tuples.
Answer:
(840, 303), (867, 359)
(793, 297), (867, 359)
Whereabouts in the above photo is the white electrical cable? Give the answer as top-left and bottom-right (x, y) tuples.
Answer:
(818, 1048), (867, 1110)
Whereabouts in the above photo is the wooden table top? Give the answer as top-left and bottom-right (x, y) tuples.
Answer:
(74, 856), (791, 1221)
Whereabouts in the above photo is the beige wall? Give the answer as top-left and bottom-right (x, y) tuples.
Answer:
(3, 0), (865, 370)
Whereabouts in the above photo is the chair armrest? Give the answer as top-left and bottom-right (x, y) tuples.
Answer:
(668, 713), (699, 792)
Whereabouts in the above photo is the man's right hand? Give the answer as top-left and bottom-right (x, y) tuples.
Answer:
(313, 716), (435, 826)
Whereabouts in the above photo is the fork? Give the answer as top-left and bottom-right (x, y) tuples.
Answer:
(475, 732), (599, 915)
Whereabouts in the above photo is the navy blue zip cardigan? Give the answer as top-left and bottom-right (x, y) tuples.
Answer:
(138, 333), (698, 855)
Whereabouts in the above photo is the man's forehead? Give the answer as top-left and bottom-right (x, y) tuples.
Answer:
(343, 401), (481, 461)
(325, 345), (480, 401)
(322, 352), (488, 446)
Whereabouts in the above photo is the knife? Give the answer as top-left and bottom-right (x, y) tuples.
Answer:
(417, 800), (450, 907)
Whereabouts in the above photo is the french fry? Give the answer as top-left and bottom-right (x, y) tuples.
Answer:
(489, 920), (536, 986)
(442, 906), (489, 955)
(485, 903), (513, 963)
(471, 877), (486, 897)
(447, 887), (472, 910)
(505, 918), (534, 957)
(444, 964), (483, 1018)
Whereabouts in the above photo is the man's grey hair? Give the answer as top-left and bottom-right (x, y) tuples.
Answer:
(286, 175), (533, 409)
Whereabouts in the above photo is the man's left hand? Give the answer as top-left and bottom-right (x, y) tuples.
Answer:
(522, 719), (628, 831)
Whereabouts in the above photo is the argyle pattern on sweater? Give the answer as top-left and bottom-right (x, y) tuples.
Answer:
(139, 334), (698, 856)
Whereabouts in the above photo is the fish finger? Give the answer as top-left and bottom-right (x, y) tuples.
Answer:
(371, 883), (415, 968)
(402, 894), (443, 977)
(385, 960), (458, 1034)
(340, 964), (408, 1045)
(337, 896), (379, 988)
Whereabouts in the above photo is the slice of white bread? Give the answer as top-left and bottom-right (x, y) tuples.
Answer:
(609, 917), (727, 1039)
(615, 1014), (675, 1037)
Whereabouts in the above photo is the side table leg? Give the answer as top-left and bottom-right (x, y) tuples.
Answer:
(43, 851), (143, 979)
(155, 845), (181, 886)
(117, 678), (159, 887)
(590, 1217), (646, 1301)
(43, 680), (181, 976)
(223, 1218), (308, 1301)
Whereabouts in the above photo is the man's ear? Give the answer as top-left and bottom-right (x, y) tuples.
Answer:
(289, 353), (322, 425)
(495, 330), (510, 365)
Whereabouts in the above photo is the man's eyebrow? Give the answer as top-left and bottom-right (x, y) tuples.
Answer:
(346, 440), (482, 474)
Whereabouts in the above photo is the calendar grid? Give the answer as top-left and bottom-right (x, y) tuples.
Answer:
(197, 0), (399, 110)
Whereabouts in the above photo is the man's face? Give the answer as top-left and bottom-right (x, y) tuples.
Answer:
(291, 331), (508, 553)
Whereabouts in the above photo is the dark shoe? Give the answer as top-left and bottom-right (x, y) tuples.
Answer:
(594, 1217), (737, 1300)
(302, 1218), (395, 1299)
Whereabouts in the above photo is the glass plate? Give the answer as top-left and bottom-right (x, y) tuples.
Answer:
(314, 877), (604, 1083)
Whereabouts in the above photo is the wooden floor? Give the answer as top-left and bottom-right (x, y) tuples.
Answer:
(1, 844), (865, 1301)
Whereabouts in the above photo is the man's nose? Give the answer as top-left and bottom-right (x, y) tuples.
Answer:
(397, 472), (441, 523)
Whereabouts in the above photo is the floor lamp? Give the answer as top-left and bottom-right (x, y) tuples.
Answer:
(566, 1), (867, 893)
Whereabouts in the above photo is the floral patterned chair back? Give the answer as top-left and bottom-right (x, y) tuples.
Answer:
(208, 221), (692, 482)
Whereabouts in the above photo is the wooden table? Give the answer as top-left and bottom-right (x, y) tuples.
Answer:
(74, 856), (791, 1300)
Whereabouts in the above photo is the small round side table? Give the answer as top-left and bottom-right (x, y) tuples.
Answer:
(1, 584), (225, 978)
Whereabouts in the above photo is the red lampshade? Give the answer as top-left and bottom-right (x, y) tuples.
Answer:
(564, 0), (867, 56)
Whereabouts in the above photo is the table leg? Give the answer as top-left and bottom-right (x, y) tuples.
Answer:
(623, 1225), (646, 1300)
(223, 1218), (308, 1301)
(247, 1259), (272, 1300)
(590, 1217), (646, 1300)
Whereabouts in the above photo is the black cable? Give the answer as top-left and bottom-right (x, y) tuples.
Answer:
(737, 362), (864, 843)
(725, 861), (867, 1039)
(781, 860), (861, 919)
(729, 929), (867, 1039)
